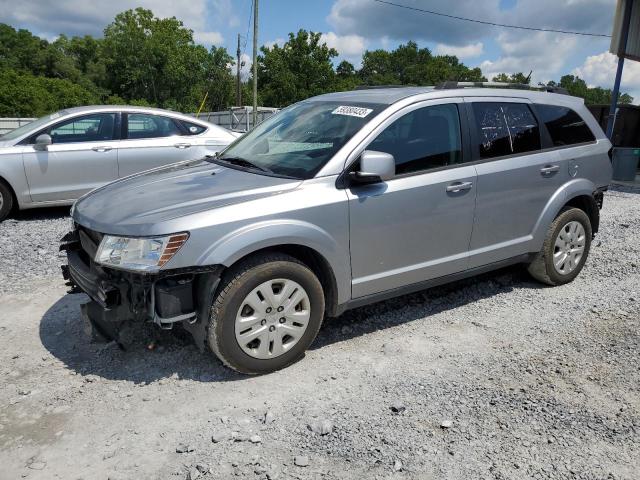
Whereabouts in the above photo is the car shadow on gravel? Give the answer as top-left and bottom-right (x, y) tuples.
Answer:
(39, 265), (543, 384)
(312, 265), (543, 349)
(39, 293), (247, 384)
(11, 205), (70, 221)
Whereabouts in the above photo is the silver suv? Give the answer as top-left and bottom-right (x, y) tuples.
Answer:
(62, 84), (612, 374)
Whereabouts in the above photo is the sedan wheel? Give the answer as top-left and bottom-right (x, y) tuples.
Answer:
(0, 181), (13, 222)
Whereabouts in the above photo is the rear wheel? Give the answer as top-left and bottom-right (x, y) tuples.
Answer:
(207, 253), (325, 374)
(0, 180), (13, 222)
(528, 207), (592, 286)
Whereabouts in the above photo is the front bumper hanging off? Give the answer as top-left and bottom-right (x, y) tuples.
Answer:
(60, 227), (221, 349)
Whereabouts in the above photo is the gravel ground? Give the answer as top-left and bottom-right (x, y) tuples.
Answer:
(0, 206), (70, 294)
(0, 187), (638, 480)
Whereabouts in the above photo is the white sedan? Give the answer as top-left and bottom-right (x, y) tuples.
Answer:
(0, 106), (240, 221)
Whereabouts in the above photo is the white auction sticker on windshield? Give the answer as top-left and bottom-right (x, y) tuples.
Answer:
(331, 106), (373, 118)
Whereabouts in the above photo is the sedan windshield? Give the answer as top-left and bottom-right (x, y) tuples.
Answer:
(217, 101), (386, 179)
(0, 110), (68, 141)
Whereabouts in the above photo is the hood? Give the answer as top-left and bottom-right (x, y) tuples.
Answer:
(73, 159), (302, 235)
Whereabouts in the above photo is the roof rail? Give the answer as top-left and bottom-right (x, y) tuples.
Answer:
(353, 85), (407, 90)
(434, 81), (569, 95)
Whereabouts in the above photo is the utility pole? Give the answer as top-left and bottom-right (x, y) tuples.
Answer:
(606, 0), (634, 139)
(252, 0), (258, 128)
(236, 33), (242, 107)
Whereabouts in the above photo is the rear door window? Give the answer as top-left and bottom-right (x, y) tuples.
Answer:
(126, 113), (182, 139)
(534, 104), (595, 146)
(472, 102), (541, 159)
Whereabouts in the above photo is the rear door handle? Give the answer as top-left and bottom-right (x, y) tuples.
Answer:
(540, 165), (560, 175)
(446, 181), (473, 193)
(91, 146), (112, 152)
(174, 143), (191, 149)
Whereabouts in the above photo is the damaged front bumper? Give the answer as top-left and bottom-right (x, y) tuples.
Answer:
(60, 227), (221, 349)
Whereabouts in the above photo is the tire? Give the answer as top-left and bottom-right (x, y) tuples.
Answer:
(528, 207), (592, 286)
(207, 253), (325, 374)
(0, 180), (14, 222)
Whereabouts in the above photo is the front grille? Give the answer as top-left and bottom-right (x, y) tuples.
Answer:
(77, 227), (104, 260)
(82, 227), (104, 246)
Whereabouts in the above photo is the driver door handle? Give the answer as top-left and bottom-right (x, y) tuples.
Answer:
(174, 143), (191, 149)
(446, 181), (473, 193)
(91, 146), (112, 152)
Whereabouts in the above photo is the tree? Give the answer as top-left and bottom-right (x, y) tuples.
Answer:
(0, 24), (49, 76)
(359, 41), (485, 86)
(192, 46), (235, 113)
(548, 75), (633, 105)
(101, 8), (234, 111)
(0, 68), (98, 116)
(492, 72), (531, 84)
(258, 30), (339, 107)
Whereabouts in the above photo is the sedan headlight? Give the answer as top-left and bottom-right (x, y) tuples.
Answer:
(95, 233), (189, 272)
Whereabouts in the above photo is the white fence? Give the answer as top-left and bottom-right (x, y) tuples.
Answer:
(192, 107), (279, 132)
(0, 118), (36, 135)
(0, 107), (279, 136)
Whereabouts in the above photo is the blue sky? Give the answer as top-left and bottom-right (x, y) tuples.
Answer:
(1, 0), (639, 102)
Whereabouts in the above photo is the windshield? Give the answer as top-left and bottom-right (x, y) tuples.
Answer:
(217, 101), (386, 179)
(0, 110), (68, 141)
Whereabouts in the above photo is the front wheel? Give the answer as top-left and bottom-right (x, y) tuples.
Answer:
(0, 180), (13, 222)
(528, 207), (592, 286)
(207, 253), (325, 374)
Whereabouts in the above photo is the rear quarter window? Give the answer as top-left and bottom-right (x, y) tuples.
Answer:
(534, 104), (595, 146)
(180, 120), (208, 135)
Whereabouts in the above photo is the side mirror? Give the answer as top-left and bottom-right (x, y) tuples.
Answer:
(349, 150), (395, 185)
(34, 134), (52, 151)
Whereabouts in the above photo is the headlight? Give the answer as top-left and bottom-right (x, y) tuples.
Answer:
(95, 233), (189, 272)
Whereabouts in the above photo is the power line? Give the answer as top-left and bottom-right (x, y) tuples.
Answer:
(372, 0), (611, 38)
(241, 0), (253, 58)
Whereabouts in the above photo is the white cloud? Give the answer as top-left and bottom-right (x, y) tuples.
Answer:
(264, 38), (286, 49)
(434, 42), (484, 59)
(328, 0), (499, 44)
(193, 31), (224, 46)
(573, 51), (640, 103)
(327, 0), (615, 48)
(0, 0), (230, 43)
(320, 31), (367, 58)
(479, 31), (578, 84)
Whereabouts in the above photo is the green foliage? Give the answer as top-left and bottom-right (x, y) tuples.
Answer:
(0, 24), (49, 76)
(101, 8), (234, 112)
(359, 41), (486, 87)
(257, 30), (339, 107)
(548, 75), (634, 105)
(0, 68), (98, 116)
(0, 11), (236, 116)
(492, 72), (531, 84)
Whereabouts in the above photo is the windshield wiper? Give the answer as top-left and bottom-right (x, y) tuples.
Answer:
(216, 155), (273, 173)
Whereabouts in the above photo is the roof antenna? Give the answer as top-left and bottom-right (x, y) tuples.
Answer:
(525, 70), (533, 84)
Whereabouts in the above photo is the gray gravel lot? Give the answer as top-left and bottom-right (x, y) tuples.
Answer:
(0, 206), (70, 294)
(0, 187), (638, 480)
